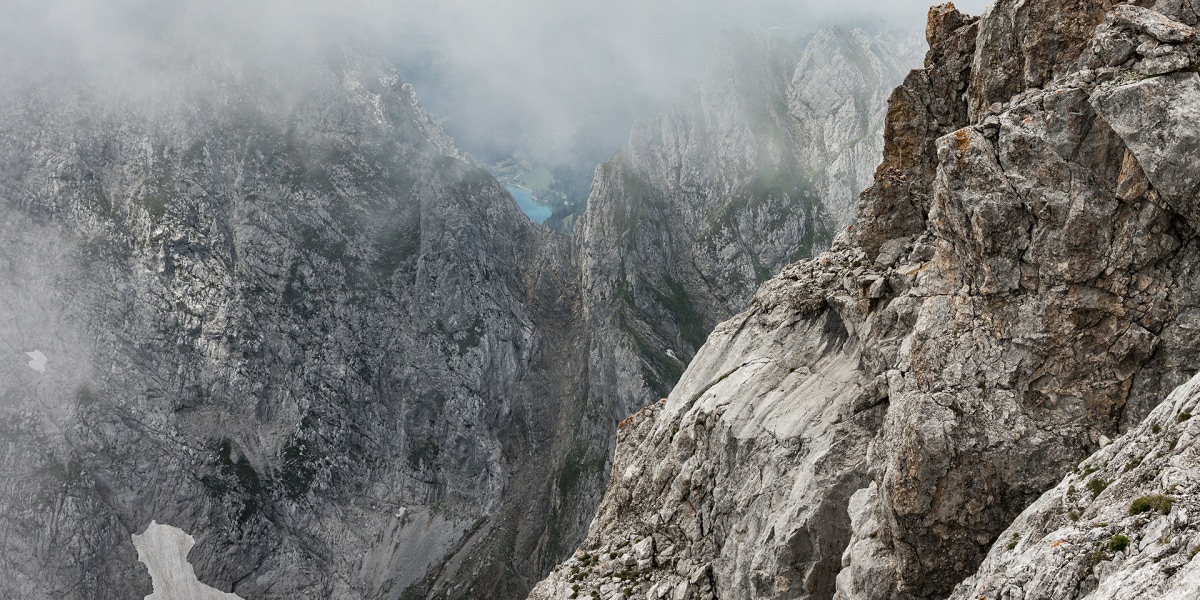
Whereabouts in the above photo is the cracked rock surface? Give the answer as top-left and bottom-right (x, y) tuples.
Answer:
(578, 27), (919, 416)
(0, 47), (594, 599)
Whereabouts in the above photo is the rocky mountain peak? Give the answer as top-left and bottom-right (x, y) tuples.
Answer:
(529, 2), (1200, 599)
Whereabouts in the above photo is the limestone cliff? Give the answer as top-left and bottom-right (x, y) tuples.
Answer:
(949, 372), (1200, 599)
(0, 47), (594, 598)
(529, 2), (1200, 599)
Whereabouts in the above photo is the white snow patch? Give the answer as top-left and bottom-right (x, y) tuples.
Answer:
(25, 350), (47, 373)
(131, 521), (243, 600)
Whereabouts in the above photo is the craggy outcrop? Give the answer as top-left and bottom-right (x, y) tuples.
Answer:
(949, 372), (1200, 599)
(855, 5), (978, 259)
(529, 2), (1200, 599)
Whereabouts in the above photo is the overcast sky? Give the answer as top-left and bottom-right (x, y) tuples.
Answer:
(1, 0), (993, 166)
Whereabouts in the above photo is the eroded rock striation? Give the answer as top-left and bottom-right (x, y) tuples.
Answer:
(530, 2), (1200, 599)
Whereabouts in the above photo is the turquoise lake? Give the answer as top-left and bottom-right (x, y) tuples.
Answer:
(506, 186), (552, 224)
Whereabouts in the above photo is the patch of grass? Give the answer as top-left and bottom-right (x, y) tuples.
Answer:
(1108, 534), (1130, 553)
(452, 314), (487, 354)
(1129, 494), (1174, 516)
(200, 439), (265, 528)
(1086, 548), (1110, 573)
(280, 435), (321, 499)
(647, 275), (709, 351)
(1152, 424), (1162, 434)
(1006, 532), (1021, 551)
(618, 311), (684, 396)
(558, 446), (606, 498)
(1177, 412), (1192, 423)
(1087, 476), (1110, 498)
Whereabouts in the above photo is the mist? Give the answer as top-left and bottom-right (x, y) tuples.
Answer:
(382, 0), (991, 166)
(2, 0), (991, 202)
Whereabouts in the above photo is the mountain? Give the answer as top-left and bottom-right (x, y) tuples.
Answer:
(0, 47), (596, 598)
(528, 1), (1200, 599)
(950, 371), (1200, 599)
(577, 27), (920, 416)
(0, 20), (920, 600)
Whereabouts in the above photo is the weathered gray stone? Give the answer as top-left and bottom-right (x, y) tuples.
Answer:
(1092, 72), (1200, 231)
(0, 47), (596, 600)
(950, 373), (1200, 600)
(1111, 4), (1197, 42)
(578, 27), (921, 414)
(533, 3), (1200, 600)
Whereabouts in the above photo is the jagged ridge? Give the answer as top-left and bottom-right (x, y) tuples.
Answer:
(529, 1), (1200, 599)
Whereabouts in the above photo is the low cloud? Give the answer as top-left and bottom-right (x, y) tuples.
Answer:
(1, 0), (993, 164)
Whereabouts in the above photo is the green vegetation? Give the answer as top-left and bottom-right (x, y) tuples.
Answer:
(1005, 532), (1021, 551)
(452, 315), (487, 354)
(372, 208), (422, 278)
(544, 439), (604, 565)
(1177, 412), (1192, 423)
(1108, 534), (1130, 553)
(647, 276), (708, 351)
(612, 165), (660, 237)
(490, 156), (592, 233)
(1152, 424), (1162, 434)
(1129, 494), (1174, 516)
(198, 439), (264, 528)
(1087, 476), (1110, 498)
(280, 436), (321, 499)
(558, 445), (606, 498)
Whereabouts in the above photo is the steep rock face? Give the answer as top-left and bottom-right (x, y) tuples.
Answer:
(0, 49), (594, 599)
(577, 28), (919, 417)
(855, 4), (979, 259)
(949, 373), (1200, 599)
(528, 239), (898, 600)
(531, 2), (1200, 599)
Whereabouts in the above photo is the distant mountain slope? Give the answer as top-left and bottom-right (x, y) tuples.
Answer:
(577, 27), (920, 416)
(0, 18), (922, 600)
(0, 47), (594, 599)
